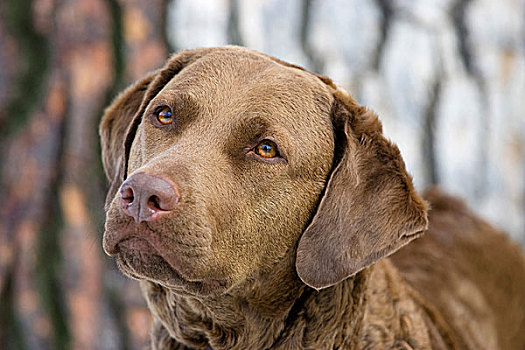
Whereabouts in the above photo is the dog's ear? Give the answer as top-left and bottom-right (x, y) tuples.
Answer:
(296, 88), (428, 290)
(99, 48), (213, 206)
(100, 71), (157, 193)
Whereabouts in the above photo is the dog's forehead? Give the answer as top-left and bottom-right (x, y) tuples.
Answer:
(158, 51), (334, 120)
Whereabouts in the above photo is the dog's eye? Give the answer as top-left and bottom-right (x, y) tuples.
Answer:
(156, 107), (173, 125)
(255, 140), (278, 158)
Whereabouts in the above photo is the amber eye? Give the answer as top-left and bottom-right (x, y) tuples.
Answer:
(156, 107), (173, 125)
(255, 140), (278, 158)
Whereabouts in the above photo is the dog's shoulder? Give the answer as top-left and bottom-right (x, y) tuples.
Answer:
(390, 186), (525, 349)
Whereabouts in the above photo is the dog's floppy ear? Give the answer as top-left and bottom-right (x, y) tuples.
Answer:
(100, 71), (160, 207)
(296, 88), (428, 290)
(100, 71), (157, 188)
(99, 48), (213, 206)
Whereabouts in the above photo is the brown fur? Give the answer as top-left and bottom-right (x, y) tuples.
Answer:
(100, 46), (525, 349)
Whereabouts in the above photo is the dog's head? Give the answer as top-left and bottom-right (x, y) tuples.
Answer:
(100, 46), (427, 295)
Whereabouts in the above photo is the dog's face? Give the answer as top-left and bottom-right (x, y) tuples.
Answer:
(100, 47), (428, 296)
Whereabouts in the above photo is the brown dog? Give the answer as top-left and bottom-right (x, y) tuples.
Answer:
(100, 46), (525, 349)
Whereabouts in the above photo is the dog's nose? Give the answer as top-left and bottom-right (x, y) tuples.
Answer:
(119, 173), (180, 223)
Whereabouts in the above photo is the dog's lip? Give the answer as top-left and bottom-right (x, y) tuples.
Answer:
(117, 251), (228, 296)
(113, 236), (229, 295)
(117, 236), (159, 255)
(103, 223), (164, 256)
(103, 219), (212, 256)
(115, 235), (185, 271)
(105, 223), (212, 277)
(103, 226), (129, 255)
(114, 236), (192, 282)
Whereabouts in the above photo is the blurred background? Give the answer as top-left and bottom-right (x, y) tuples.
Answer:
(0, 0), (523, 348)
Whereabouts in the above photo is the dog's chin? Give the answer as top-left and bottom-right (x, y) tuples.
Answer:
(115, 238), (229, 296)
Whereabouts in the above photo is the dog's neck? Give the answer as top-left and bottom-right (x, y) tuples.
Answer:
(140, 255), (370, 349)
(140, 258), (456, 349)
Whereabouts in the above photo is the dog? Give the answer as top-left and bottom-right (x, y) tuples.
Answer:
(100, 46), (525, 349)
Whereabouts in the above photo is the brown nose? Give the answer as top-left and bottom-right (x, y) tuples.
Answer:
(119, 173), (179, 223)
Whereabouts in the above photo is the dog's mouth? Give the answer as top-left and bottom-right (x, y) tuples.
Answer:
(115, 238), (176, 281)
(105, 224), (227, 295)
(117, 236), (159, 255)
